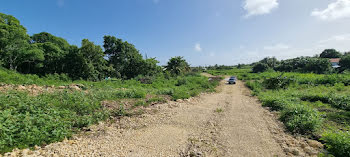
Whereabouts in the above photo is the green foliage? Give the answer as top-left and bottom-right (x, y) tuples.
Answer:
(280, 104), (322, 134)
(275, 57), (332, 74)
(0, 91), (109, 153)
(212, 67), (350, 156)
(0, 70), (220, 153)
(0, 67), (71, 85)
(259, 57), (279, 68)
(299, 93), (350, 111)
(340, 55), (350, 71)
(320, 49), (342, 58)
(165, 56), (190, 76)
(103, 35), (159, 79)
(321, 131), (350, 157)
(67, 39), (109, 81)
(259, 94), (293, 111)
(252, 63), (269, 73)
(115, 89), (146, 99)
(0, 13), (32, 71)
(245, 81), (262, 95)
(1, 13), (167, 81)
(263, 75), (294, 89)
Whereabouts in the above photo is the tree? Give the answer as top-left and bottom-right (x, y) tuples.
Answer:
(320, 49), (342, 58)
(17, 44), (45, 73)
(31, 32), (71, 75)
(0, 13), (31, 70)
(339, 55), (350, 70)
(140, 58), (162, 76)
(66, 39), (110, 81)
(304, 58), (332, 74)
(31, 32), (70, 51)
(275, 57), (331, 74)
(259, 57), (279, 68)
(36, 42), (66, 74)
(103, 35), (145, 79)
(78, 39), (109, 80)
(252, 63), (269, 73)
(165, 56), (190, 76)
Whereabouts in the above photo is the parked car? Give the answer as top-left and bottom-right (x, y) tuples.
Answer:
(228, 76), (236, 84)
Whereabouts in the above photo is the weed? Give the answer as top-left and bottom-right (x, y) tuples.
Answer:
(215, 108), (223, 113)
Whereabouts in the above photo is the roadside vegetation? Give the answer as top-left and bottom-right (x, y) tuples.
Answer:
(208, 50), (350, 157)
(0, 13), (221, 153)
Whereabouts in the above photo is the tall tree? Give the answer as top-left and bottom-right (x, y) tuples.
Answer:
(77, 39), (109, 80)
(165, 56), (190, 76)
(17, 44), (45, 73)
(31, 32), (70, 51)
(141, 58), (162, 76)
(103, 35), (145, 79)
(320, 49), (342, 58)
(36, 42), (66, 74)
(339, 55), (350, 71)
(0, 13), (31, 71)
(259, 57), (279, 68)
(31, 32), (71, 74)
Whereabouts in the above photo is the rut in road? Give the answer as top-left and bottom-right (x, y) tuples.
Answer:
(16, 78), (322, 157)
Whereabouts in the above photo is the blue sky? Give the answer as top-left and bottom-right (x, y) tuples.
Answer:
(1, 0), (350, 66)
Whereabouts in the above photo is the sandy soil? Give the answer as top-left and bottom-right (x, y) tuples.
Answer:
(6, 76), (324, 157)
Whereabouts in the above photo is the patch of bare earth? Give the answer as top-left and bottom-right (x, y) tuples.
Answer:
(5, 78), (324, 157)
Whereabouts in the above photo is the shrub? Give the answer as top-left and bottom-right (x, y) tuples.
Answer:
(280, 104), (322, 134)
(172, 88), (190, 100)
(115, 89), (146, 98)
(245, 81), (262, 94)
(252, 63), (269, 73)
(300, 93), (350, 111)
(321, 131), (350, 157)
(0, 91), (109, 153)
(263, 76), (294, 89)
(259, 95), (292, 111)
(334, 83), (345, 91)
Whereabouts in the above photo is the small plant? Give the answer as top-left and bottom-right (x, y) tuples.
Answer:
(321, 131), (350, 157)
(215, 108), (223, 113)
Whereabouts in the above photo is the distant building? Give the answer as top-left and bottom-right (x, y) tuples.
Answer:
(329, 58), (341, 68)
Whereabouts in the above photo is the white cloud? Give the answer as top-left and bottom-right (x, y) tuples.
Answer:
(264, 43), (290, 51)
(243, 0), (279, 17)
(194, 43), (202, 52)
(311, 0), (350, 20)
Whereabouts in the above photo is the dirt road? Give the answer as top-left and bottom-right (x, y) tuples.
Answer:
(12, 77), (322, 157)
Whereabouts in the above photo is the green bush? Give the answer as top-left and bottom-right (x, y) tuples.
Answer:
(300, 93), (350, 111)
(172, 88), (190, 100)
(245, 81), (262, 94)
(321, 131), (350, 157)
(0, 91), (109, 153)
(263, 76), (294, 90)
(115, 89), (146, 98)
(252, 63), (269, 73)
(280, 104), (322, 134)
(259, 95), (292, 111)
